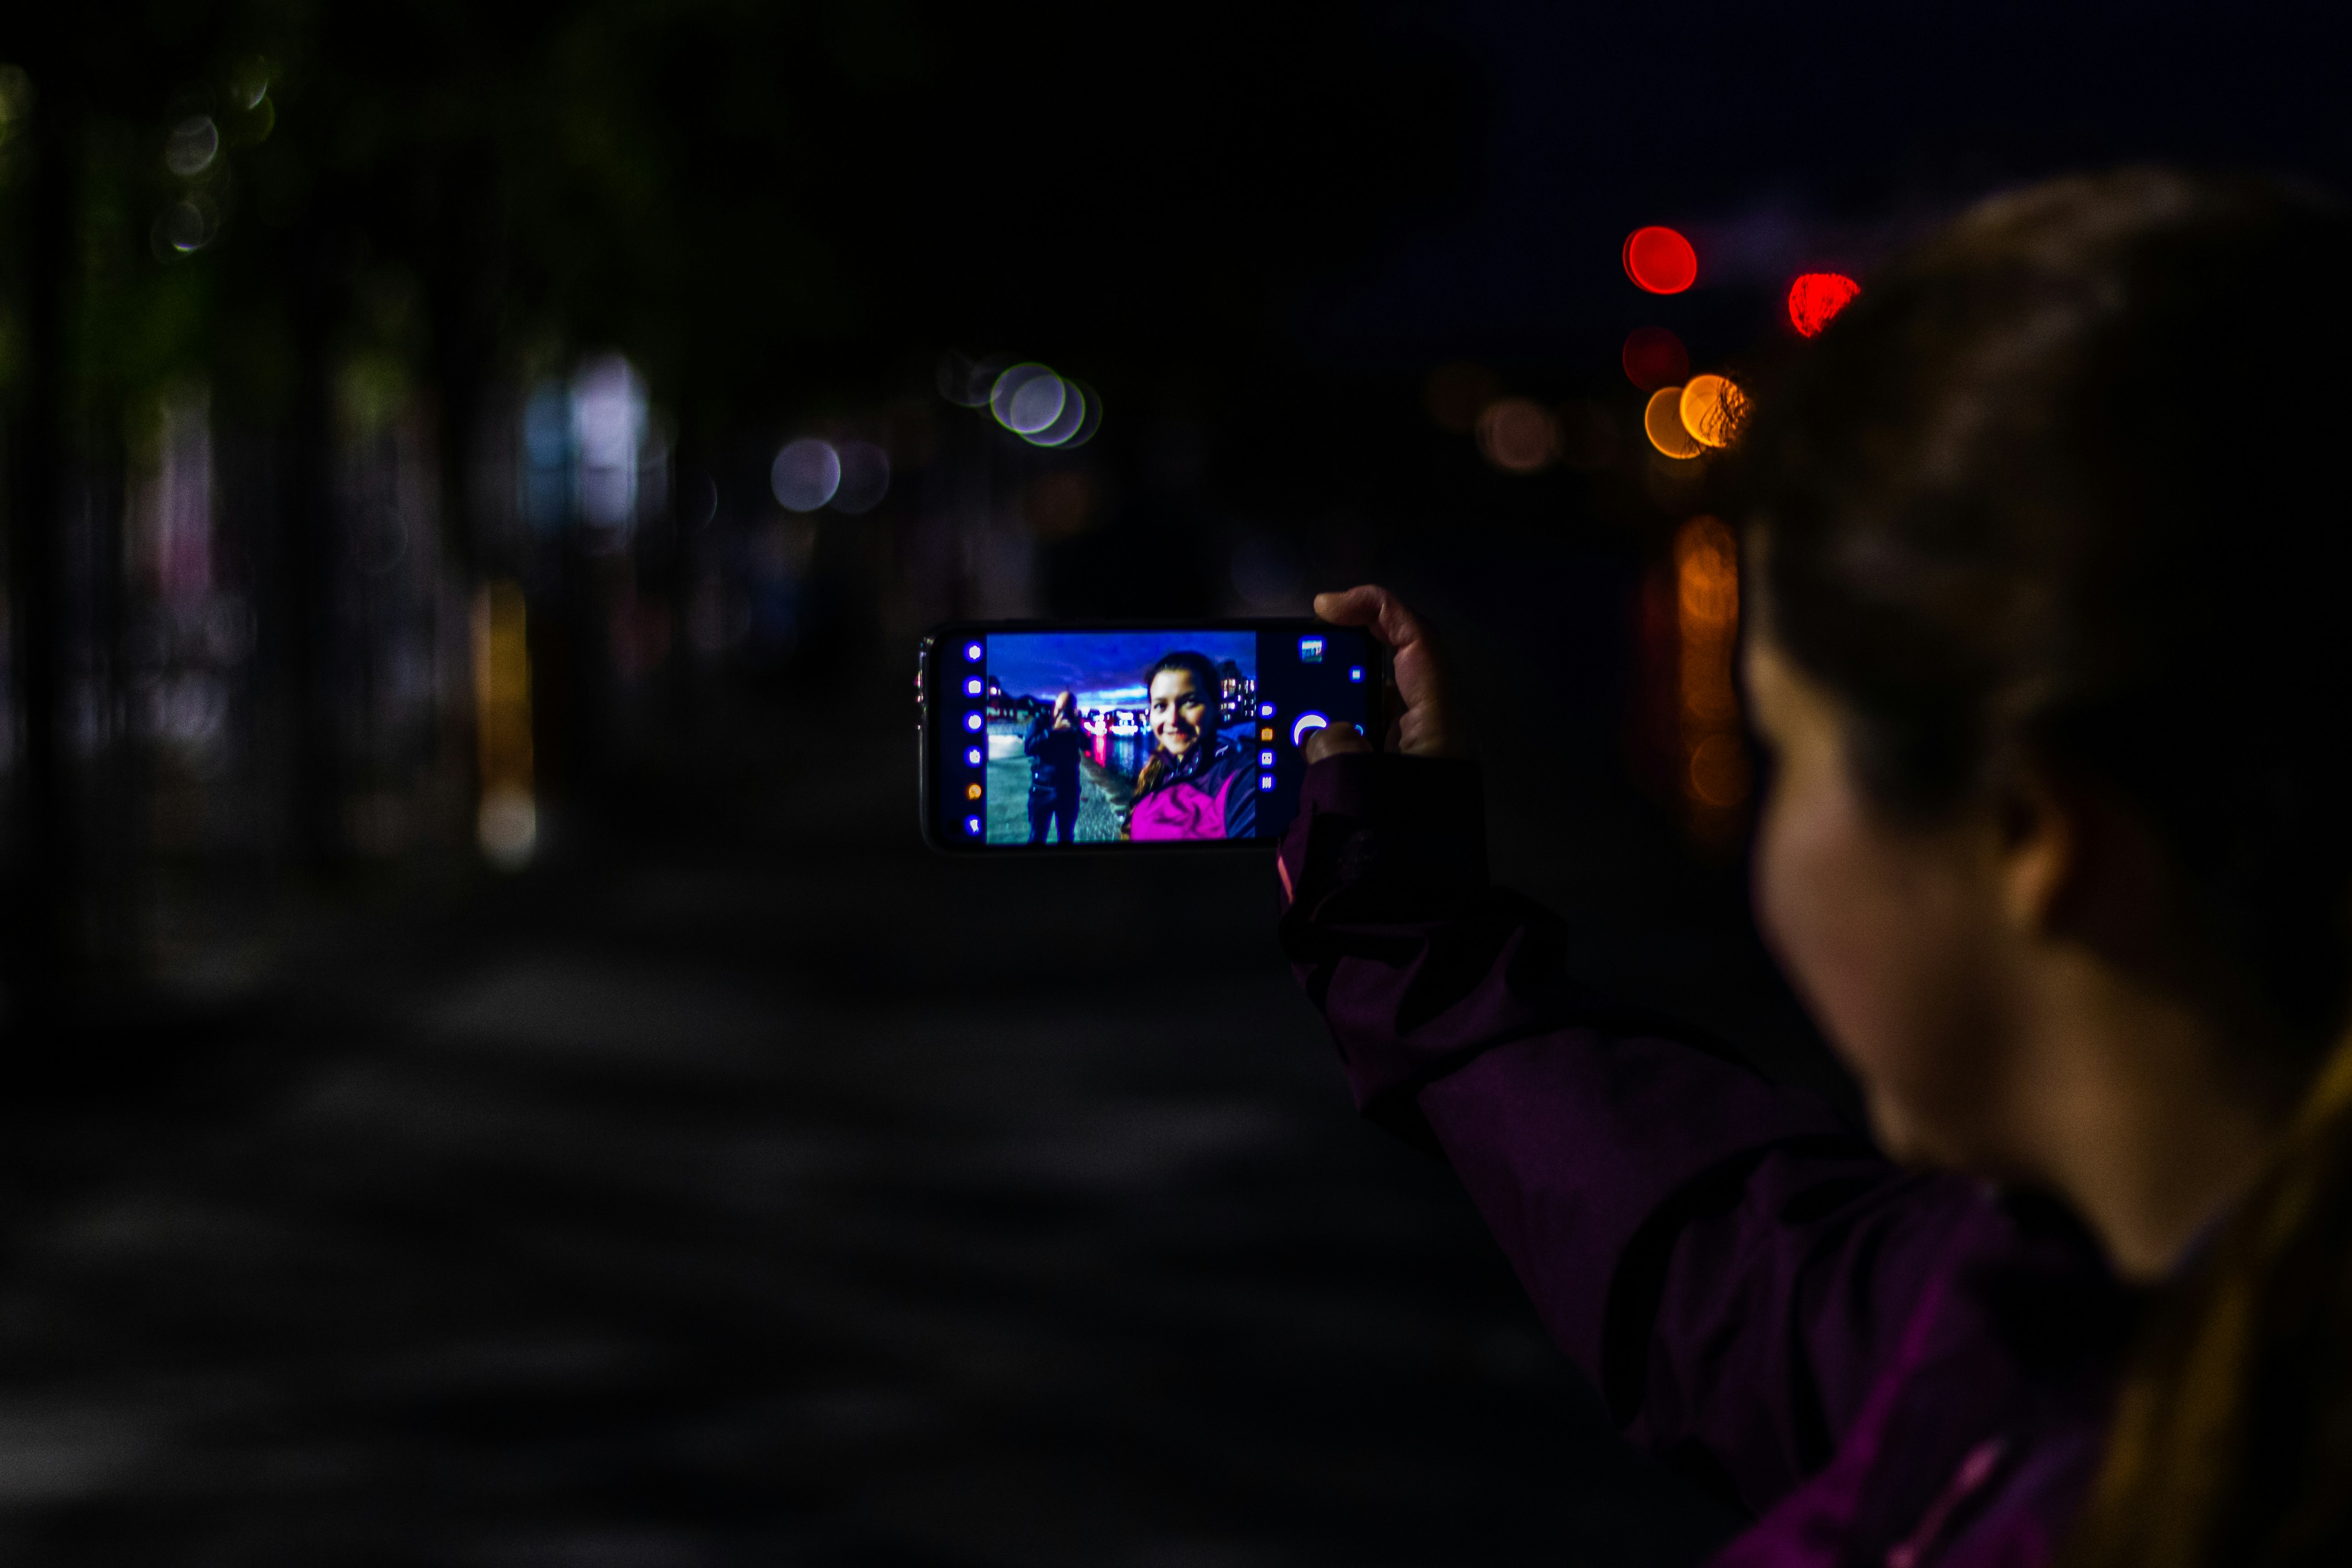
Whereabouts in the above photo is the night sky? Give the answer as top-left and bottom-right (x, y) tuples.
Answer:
(987, 631), (1258, 709)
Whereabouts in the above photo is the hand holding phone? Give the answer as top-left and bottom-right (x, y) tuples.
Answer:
(919, 619), (1385, 852)
(1302, 585), (1466, 763)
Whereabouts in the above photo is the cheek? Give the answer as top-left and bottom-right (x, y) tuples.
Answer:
(1754, 774), (2001, 1164)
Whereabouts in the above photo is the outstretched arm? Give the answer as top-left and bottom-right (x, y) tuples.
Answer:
(1285, 587), (1989, 1516)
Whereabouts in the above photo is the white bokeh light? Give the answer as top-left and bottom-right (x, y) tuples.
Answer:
(771, 439), (842, 513)
(990, 364), (1066, 435)
(165, 116), (219, 176)
(1024, 382), (1086, 447)
(571, 355), (647, 531)
(830, 441), (892, 514)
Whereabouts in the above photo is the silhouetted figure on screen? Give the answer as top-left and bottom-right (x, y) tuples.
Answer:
(1023, 690), (1084, 843)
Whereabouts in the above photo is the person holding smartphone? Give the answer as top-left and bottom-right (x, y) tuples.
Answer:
(1282, 172), (2352, 1565)
(1127, 650), (1257, 842)
(1023, 689), (1086, 844)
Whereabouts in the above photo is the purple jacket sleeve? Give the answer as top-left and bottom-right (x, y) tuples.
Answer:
(1277, 752), (1989, 1515)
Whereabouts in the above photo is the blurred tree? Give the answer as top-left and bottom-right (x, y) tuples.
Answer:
(0, 0), (1471, 1025)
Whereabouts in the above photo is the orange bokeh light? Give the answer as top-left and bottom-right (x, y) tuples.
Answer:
(1622, 327), (1689, 391)
(1689, 733), (1752, 808)
(1678, 374), (1748, 449)
(1623, 226), (1698, 294)
(1675, 514), (1749, 825)
(1645, 387), (1704, 459)
(1788, 272), (1860, 337)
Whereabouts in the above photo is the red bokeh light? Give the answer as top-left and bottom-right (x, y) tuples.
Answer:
(1623, 226), (1698, 294)
(1622, 327), (1690, 390)
(1788, 272), (1861, 337)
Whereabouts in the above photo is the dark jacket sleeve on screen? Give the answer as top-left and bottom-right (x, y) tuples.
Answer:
(1222, 755), (1258, 840)
(1276, 752), (1991, 1516)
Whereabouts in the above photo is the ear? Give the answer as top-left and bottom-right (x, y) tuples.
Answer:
(1999, 761), (2170, 953)
(1996, 761), (2079, 936)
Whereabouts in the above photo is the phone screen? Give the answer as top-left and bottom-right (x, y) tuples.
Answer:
(923, 622), (1381, 850)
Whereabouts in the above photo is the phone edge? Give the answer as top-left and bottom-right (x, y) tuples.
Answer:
(914, 617), (1382, 856)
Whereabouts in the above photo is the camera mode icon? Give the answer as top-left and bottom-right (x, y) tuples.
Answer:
(1298, 636), (1325, 663)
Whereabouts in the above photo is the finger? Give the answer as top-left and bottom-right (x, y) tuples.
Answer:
(1302, 724), (1371, 766)
(1369, 593), (1430, 662)
(1315, 584), (1463, 758)
(1312, 587), (1378, 629)
(1316, 583), (1431, 657)
(1313, 585), (1401, 640)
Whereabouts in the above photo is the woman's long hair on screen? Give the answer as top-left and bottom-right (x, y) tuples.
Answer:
(1132, 649), (1226, 799)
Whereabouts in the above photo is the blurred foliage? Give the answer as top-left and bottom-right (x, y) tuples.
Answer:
(0, 0), (1469, 435)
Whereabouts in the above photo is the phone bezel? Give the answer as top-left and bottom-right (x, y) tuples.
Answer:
(918, 618), (1386, 854)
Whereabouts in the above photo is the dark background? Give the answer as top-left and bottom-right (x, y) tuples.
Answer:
(0, 3), (2345, 1562)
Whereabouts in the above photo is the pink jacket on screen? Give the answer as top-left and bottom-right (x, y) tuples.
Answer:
(1128, 734), (1259, 841)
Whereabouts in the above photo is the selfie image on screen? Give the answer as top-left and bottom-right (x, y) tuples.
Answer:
(982, 631), (1259, 845)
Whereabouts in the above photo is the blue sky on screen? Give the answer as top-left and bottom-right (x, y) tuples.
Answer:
(989, 631), (1257, 709)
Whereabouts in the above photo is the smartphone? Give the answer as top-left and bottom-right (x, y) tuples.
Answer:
(918, 620), (1385, 852)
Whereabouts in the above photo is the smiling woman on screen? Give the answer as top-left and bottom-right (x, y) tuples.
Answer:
(1124, 650), (1257, 842)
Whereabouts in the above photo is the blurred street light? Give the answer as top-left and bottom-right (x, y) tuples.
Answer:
(772, 438), (842, 513)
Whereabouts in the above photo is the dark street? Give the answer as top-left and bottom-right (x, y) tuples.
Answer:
(0, 682), (1738, 1566)
(9, 4), (2351, 1563)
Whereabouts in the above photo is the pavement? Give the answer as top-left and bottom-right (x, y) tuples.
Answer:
(0, 681), (1743, 1567)
(985, 728), (1127, 846)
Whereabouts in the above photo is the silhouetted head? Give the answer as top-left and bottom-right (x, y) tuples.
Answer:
(1740, 167), (2352, 1567)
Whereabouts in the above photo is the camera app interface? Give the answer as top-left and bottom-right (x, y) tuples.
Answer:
(944, 628), (1373, 847)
